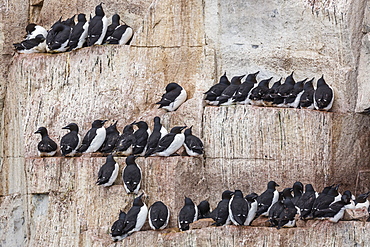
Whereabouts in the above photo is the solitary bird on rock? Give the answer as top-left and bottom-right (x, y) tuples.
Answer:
(156, 83), (187, 111)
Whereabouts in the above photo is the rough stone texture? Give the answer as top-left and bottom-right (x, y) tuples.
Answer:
(1, 0), (370, 246)
(343, 208), (369, 221)
(355, 0), (370, 112)
(116, 222), (370, 247)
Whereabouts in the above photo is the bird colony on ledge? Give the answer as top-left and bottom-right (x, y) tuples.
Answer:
(110, 180), (370, 241)
(13, 3), (133, 53)
(204, 71), (334, 111)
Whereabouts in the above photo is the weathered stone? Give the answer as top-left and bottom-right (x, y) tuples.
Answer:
(190, 218), (215, 230)
(343, 208), (370, 221)
(250, 216), (271, 227)
(1, 0), (370, 246)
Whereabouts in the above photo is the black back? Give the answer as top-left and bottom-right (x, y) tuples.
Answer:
(97, 154), (117, 185)
(106, 25), (133, 45)
(230, 190), (249, 225)
(184, 127), (204, 155)
(100, 121), (120, 153)
(87, 3), (106, 46)
(211, 190), (233, 226)
(314, 75), (333, 109)
(233, 71), (259, 102)
(60, 123), (79, 156)
(68, 13), (87, 50)
(103, 14), (120, 43)
(249, 77), (273, 101)
(256, 181), (279, 216)
(77, 120), (106, 152)
(14, 34), (45, 50)
(122, 155), (141, 193)
(149, 201), (169, 230)
(277, 72), (295, 97)
(122, 194), (145, 233)
(111, 211), (127, 238)
(178, 197), (196, 231)
(197, 200), (211, 219)
(276, 198), (297, 229)
(204, 72), (230, 101)
(115, 124), (136, 152)
(156, 83), (182, 107)
(144, 117), (163, 157)
(133, 121), (149, 155)
(299, 78), (315, 108)
(35, 127), (58, 153)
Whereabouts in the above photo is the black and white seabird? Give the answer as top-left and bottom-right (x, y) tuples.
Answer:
(249, 77), (273, 106)
(313, 193), (351, 223)
(204, 72), (230, 104)
(122, 155), (142, 194)
(115, 123), (136, 156)
(228, 190), (249, 226)
(276, 72), (295, 107)
(285, 78), (307, 108)
(232, 71), (259, 104)
(13, 34), (46, 53)
(183, 126), (204, 156)
(144, 117), (168, 157)
(210, 75), (245, 106)
(178, 197), (198, 231)
(96, 154), (119, 187)
(103, 14), (121, 44)
(148, 201), (170, 230)
(77, 119), (107, 153)
(154, 126), (187, 157)
(60, 123), (81, 157)
(312, 184), (341, 218)
(106, 23), (134, 45)
(34, 127), (58, 157)
(299, 78), (315, 109)
(291, 181), (304, 206)
(197, 200), (211, 219)
(244, 192), (258, 226)
(67, 13), (89, 51)
(268, 188), (293, 227)
(111, 210), (127, 242)
(46, 15), (75, 53)
(87, 3), (108, 46)
(121, 193), (148, 238)
(314, 75), (334, 111)
(263, 78), (282, 107)
(256, 180), (280, 217)
(100, 120), (120, 153)
(295, 183), (317, 219)
(132, 121), (151, 156)
(354, 191), (370, 209)
(211, 190), (233, 226)
(276, 198), (298, 229)
(156, 83), (187, 111)
(24, 23), (48, 40)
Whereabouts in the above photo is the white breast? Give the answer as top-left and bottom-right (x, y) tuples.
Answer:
(85, 127), (106, 153)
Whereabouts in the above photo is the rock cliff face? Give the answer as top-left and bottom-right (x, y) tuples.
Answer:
(1, 0), (370, 246)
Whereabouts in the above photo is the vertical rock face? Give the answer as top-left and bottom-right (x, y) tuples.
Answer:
(1, 0), (370, 246)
